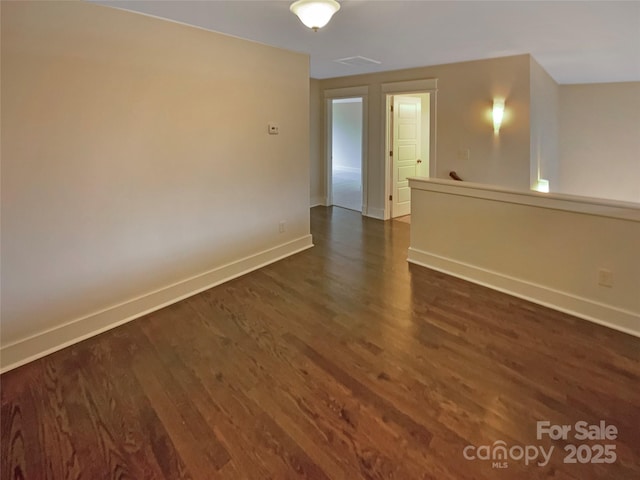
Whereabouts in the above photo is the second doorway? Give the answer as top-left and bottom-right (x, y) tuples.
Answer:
(331, 97), (363, 212)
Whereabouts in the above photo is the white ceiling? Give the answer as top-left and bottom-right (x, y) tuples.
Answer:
(94, 0), (640, 84)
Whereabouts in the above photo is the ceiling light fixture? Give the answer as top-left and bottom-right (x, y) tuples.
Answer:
(290, 0), (340, 32)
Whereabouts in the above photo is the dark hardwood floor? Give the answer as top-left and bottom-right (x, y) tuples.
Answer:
(2, 206), (639, 479)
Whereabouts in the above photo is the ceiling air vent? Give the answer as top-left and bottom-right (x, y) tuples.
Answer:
(334, 56), (382, 67)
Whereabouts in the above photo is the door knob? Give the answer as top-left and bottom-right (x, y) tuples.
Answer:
(417, 159), (422, 164)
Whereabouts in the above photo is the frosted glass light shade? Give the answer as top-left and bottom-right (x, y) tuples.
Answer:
(290, 0), (340, 31)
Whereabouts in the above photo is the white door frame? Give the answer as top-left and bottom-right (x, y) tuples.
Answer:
(381, 79), (438, 220)
(324, 86), (369, 214)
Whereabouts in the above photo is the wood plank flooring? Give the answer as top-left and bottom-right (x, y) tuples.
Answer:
(2, 206), (639, 479)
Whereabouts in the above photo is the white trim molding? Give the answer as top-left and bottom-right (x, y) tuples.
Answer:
(410, 178), (640, 221)
(408, 248), (640, 338)
(310, 195), (327, 207)
(364, 207), (385, 220)
(382, 79), (438, 220)
(324, 85), (370, 99)
(408, 178), (640, 338)
(324, 85), (369, 216)
(381, 78), (438, 93)
(0, 235), (314, 373)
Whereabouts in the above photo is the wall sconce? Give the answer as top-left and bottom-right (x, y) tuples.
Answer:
(493, 99), (505, 134)
(290, 0), (340, 31)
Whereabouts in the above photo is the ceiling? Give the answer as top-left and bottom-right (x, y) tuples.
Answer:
(93, 0), (640, 84)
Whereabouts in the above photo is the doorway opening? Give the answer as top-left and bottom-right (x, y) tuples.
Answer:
(331, 97), (363, 212)
(381, 78), (437, 220)
(386, 92), (431, 218)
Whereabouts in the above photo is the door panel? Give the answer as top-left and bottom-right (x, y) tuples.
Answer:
(398, 186), (411, 202)
(399, 124), (417, 139)
(399, 165), (415, 182)
(399, 145), (416, 160)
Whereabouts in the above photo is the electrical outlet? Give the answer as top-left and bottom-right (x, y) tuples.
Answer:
(279, 221), (286, 233)
(598, 268), (614, 287)
(268, 123), (279, 135)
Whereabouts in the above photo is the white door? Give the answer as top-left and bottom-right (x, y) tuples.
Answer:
(391, 96), (421, 217)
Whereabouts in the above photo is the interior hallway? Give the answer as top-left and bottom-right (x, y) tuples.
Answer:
(1, 206), (638, 479)
(331, 166), (361, 212)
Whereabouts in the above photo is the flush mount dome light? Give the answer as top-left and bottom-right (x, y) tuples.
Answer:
(290, 0), (340, 31)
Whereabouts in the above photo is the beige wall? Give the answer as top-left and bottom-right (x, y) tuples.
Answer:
(309, 78), (324, 205)
(1, 2), (310, 358)
(559, 82), (640, 203)
(313, 54), (532, 214)
(529, 56), (559, 190)
(409, 179), (640, 336)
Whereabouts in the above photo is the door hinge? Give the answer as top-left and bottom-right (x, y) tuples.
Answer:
(390, 105), (394, 112)
(389, 195), (393, 201)
(390, 150), (393, 157)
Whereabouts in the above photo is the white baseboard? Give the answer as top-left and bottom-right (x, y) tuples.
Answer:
(407, 247), (640, 338)
(310, 195), (326, 207)
(0, 235), (314, 373)
(365, 207), (385, 220)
